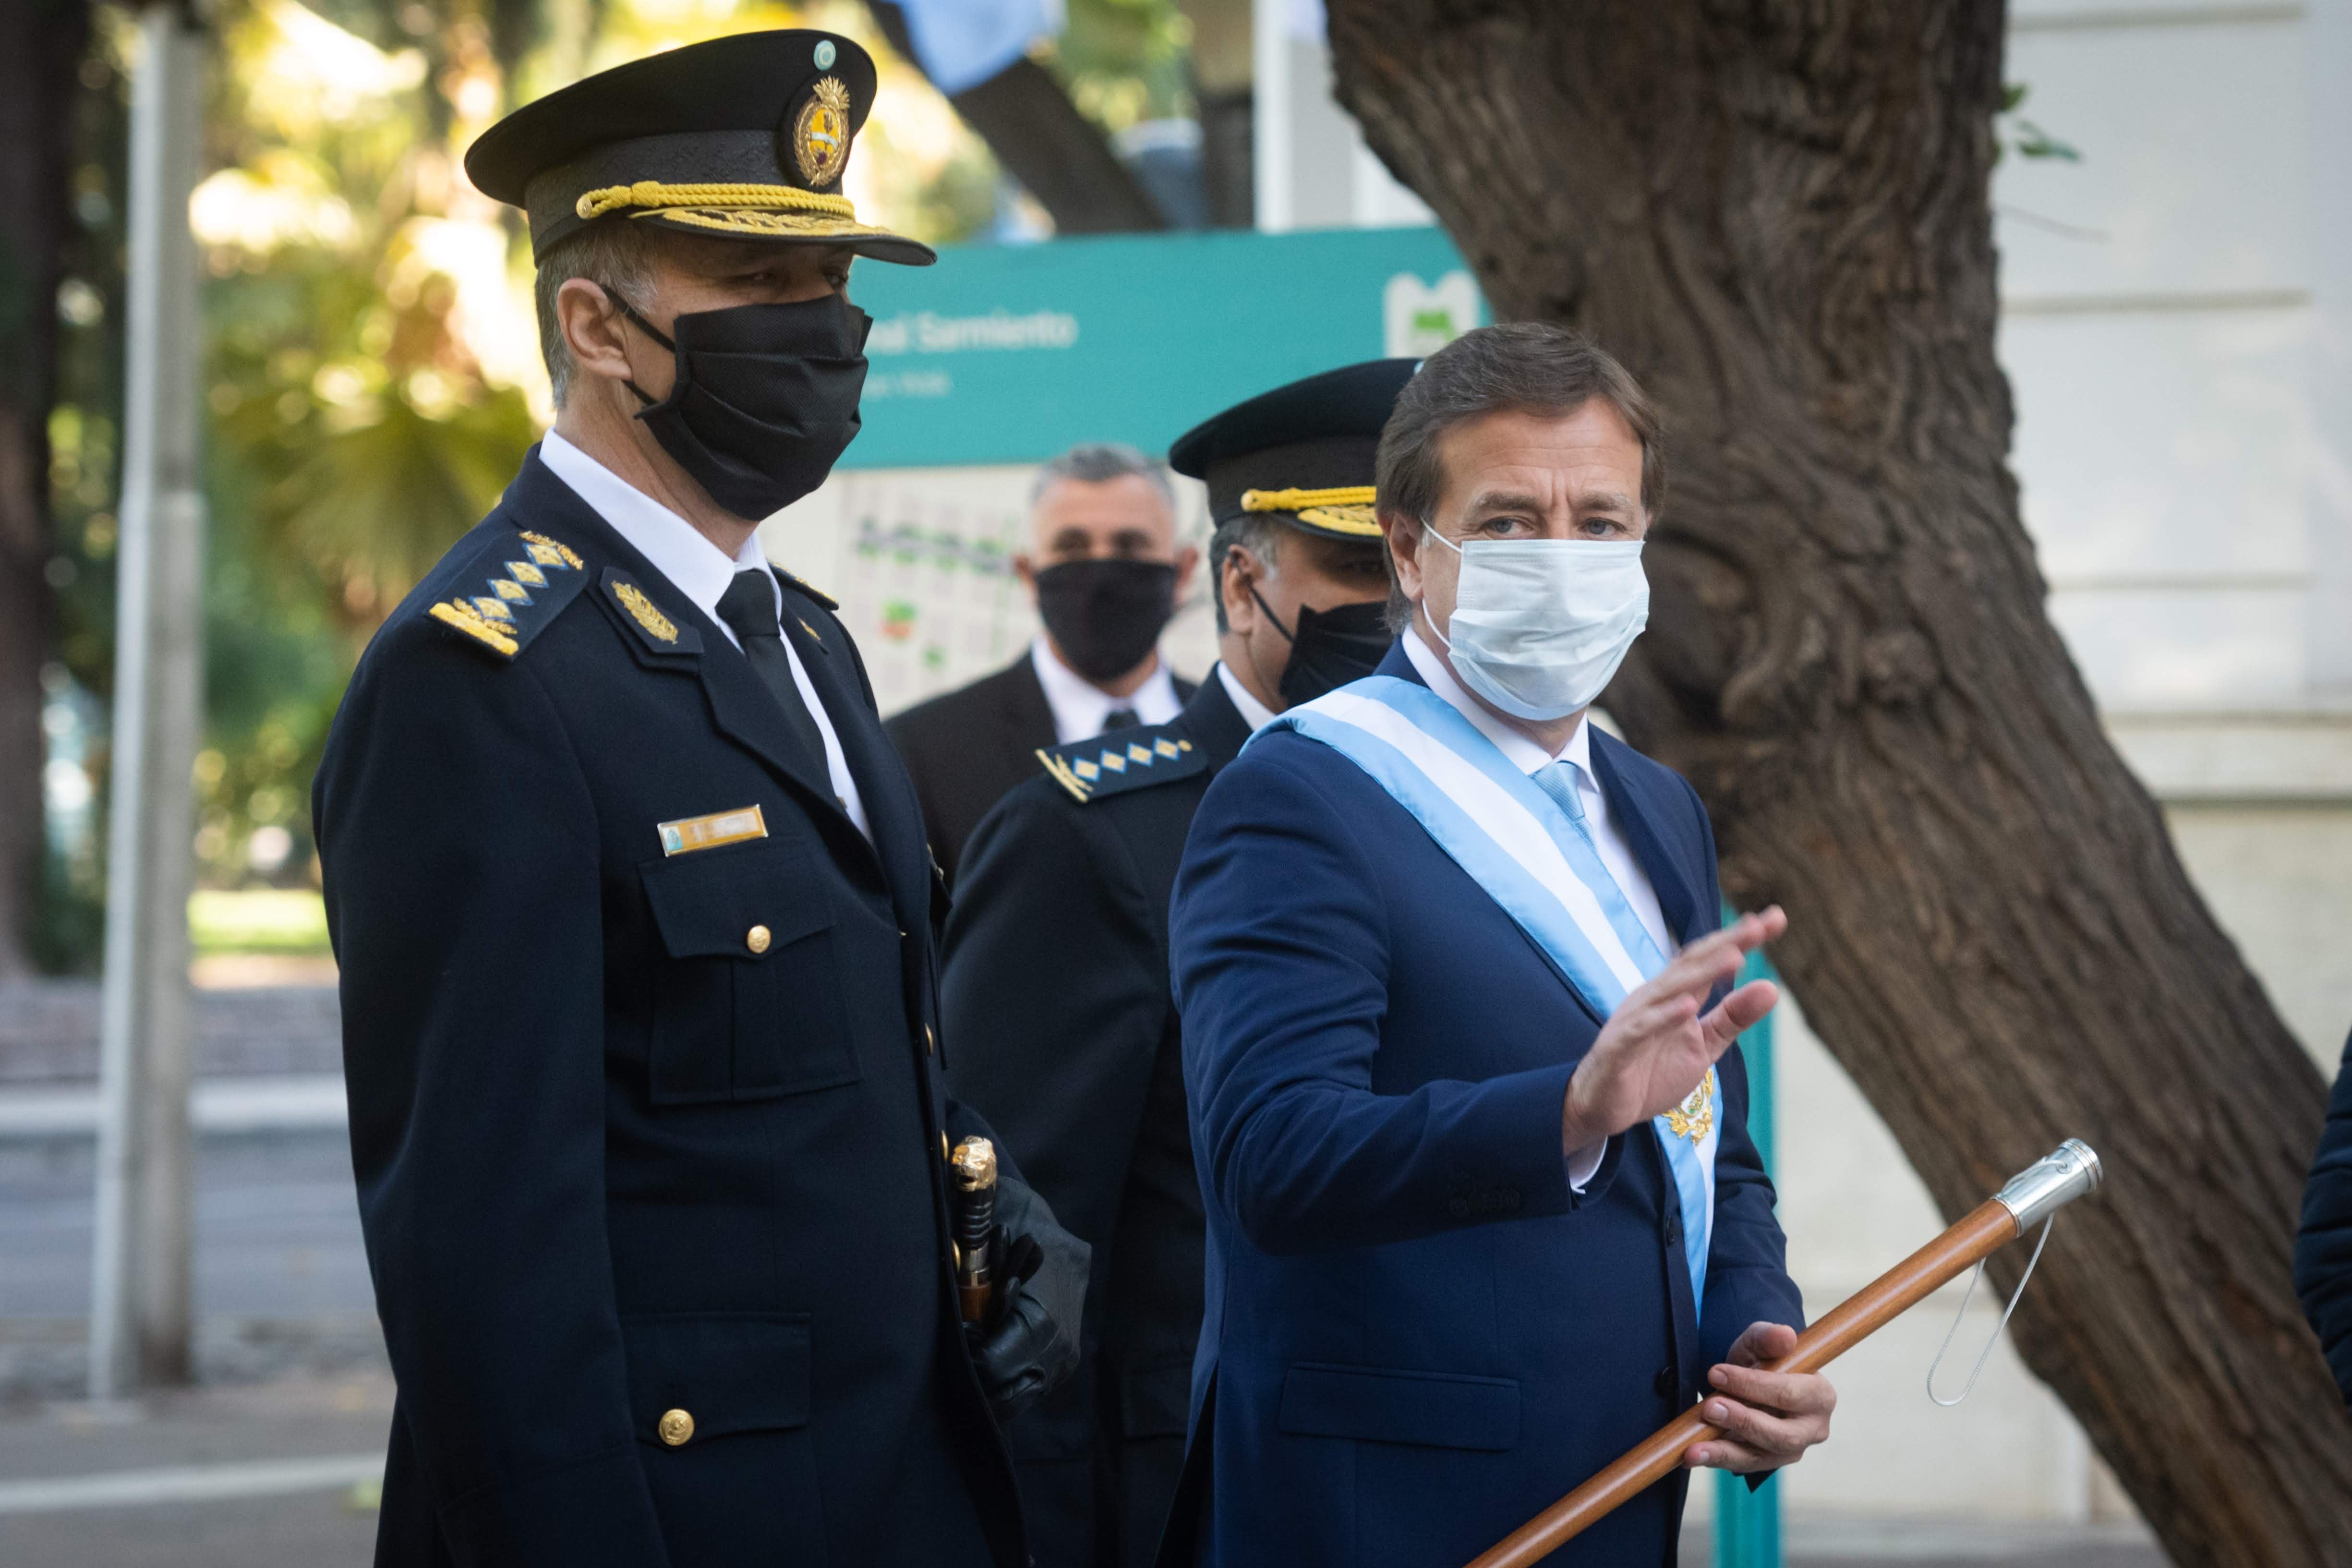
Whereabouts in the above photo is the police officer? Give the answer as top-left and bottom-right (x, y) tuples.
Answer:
(313, 33), (1084, 1568)
(941, 361), (1416, 1567)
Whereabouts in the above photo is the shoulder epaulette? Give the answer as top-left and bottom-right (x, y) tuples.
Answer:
(773, 568), (837, 612)
(424, 529), (591, 660)
(1036, 723), (1205, 805)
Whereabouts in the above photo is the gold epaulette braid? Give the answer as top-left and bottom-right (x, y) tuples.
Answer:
(575, 181), (858, 222)
(1239, 486), (1383, 537)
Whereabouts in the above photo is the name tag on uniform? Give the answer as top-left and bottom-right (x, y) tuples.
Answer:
(658, 805), (767, 856)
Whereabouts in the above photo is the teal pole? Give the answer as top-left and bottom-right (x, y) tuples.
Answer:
(1712, 935), (1784, 1568)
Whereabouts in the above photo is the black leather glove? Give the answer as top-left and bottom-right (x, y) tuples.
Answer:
(967, 1173), (1088, 1425)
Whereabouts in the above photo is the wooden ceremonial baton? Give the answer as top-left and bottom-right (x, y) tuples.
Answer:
(1466, 1139), (2103, 1568)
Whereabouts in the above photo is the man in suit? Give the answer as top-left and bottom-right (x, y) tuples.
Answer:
(2295, 1025), (2352, 1408)
(313, 33), (1085, 1567)
(886, 444), (1200, 880)
(943, 361), (1412, 1568)
(1163, 324), (1833, 1566)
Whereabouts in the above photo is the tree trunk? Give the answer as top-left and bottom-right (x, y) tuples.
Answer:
(0, 0), (91, 978)
(865, 2), (1169, 235)
(1326, 2), (2350, 1562)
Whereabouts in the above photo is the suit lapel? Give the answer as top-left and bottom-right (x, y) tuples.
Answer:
(692, 632), (855, 829)
(1586, 731), (1702, 947)
(778, 603), (928, 927)
(505, 454), (874, 865)
(1001, 652), (1058, 758)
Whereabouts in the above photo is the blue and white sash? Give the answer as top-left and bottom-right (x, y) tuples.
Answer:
(1263, 675), (1719, 1301)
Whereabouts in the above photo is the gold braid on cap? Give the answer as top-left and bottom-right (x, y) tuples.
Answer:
(575, 181), (858, 222)
(1240, 485), (1382, 537)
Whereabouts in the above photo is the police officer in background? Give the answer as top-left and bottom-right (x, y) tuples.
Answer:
(887, 443), (1200, 882)
(313, 33), (1084, 1568)
(942, 361), (1417, 1567)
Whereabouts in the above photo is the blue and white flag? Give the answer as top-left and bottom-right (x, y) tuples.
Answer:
(1263, 675), (1719, 1301)
(897, 0), (1065, 96)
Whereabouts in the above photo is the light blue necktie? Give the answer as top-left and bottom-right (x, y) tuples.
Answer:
(1530, 757), (1715, 1303)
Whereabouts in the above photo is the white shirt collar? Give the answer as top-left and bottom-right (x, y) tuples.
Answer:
(1402, 622), (1593, 779)
(1029, 635), (1183, 744)
(1214, 661), (1279, 734)
(539, 430), (775, 647)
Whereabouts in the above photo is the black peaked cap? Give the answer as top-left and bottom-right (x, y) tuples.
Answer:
(464, 30), (933, 265)
(1169, 358), (1421, 541)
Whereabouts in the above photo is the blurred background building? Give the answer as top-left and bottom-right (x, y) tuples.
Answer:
(2, 0), (2346, 1559)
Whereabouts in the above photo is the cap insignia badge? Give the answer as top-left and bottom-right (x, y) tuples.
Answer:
(813, 39), (836, 69)
(792, 77), (853, 188)
(613, 581), (678, 644)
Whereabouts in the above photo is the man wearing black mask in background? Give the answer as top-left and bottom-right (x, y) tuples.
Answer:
(941, 361), (1413, 1568)
(312, 33), (1086, 1567)
(887, 445), (1198, 881)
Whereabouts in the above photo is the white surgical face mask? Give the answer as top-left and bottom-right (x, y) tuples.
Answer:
(1420, 524), (1650, 722)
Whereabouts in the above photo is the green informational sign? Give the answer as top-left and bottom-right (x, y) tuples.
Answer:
(840, 226), (1487, 469)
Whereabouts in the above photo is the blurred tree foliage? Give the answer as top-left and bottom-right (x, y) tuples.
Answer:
(33, 0), (1183, 969)
(1053, 0), (1193, 134)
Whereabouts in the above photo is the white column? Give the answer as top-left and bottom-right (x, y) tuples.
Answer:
(89, 0), (208, 1401)
(2307, 0), (2352, 700)
(1252, 0), (1435, 232)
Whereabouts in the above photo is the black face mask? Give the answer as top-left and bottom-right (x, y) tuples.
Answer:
(1252, 589), (1391, 707)
(1034, 559), (1178, 682)
(616, 292), (870, 519)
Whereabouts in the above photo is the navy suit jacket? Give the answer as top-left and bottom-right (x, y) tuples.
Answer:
(1164, 642), (1802, 1568)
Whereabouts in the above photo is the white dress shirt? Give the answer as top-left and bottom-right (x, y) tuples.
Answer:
(1214, 660), (1278, 735)
(539, 431), (872, 844)
(1404, 625), (1676, 1187)
(1030, 634), (1184, 743)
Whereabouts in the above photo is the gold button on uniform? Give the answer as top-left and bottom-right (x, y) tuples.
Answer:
(941, 1132), (950, 1161)
(657, 1408), (694, 1447)
(746, 924), (771, 955)
(925, 1023), (936, 1056)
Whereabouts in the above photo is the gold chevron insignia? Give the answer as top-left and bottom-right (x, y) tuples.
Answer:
(519, 531), (585, 570)
(430, 601), (519, 656)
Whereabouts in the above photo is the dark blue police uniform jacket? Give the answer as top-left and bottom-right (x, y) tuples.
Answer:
(314, 451), (1024, 1568)
(1163, 641), (1802, 1568)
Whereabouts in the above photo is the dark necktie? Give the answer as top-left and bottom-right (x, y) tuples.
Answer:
(1101, 707), (1140, 735)
(715, 569), (829, 772)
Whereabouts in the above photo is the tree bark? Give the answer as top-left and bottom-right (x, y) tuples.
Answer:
(0, 0), (92, 977)
(1326, 1), (2351, 1562)
(865, 2), (1168, 235)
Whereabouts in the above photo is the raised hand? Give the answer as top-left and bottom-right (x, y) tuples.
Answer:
(1560, 906), (1786, 1154)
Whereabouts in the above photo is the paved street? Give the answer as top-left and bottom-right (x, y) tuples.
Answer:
(0, 1364), (2167, 1568)
(0, 980), (2166, 1565)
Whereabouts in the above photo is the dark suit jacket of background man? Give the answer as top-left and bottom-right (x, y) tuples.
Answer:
(2296, 1026), (2352, 1409)
(886, 653), (1195, 883)
(314, 452), (1027, 1568)
(944, 673), (1253, 1567)
(1160, 639), (1803, 1568)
